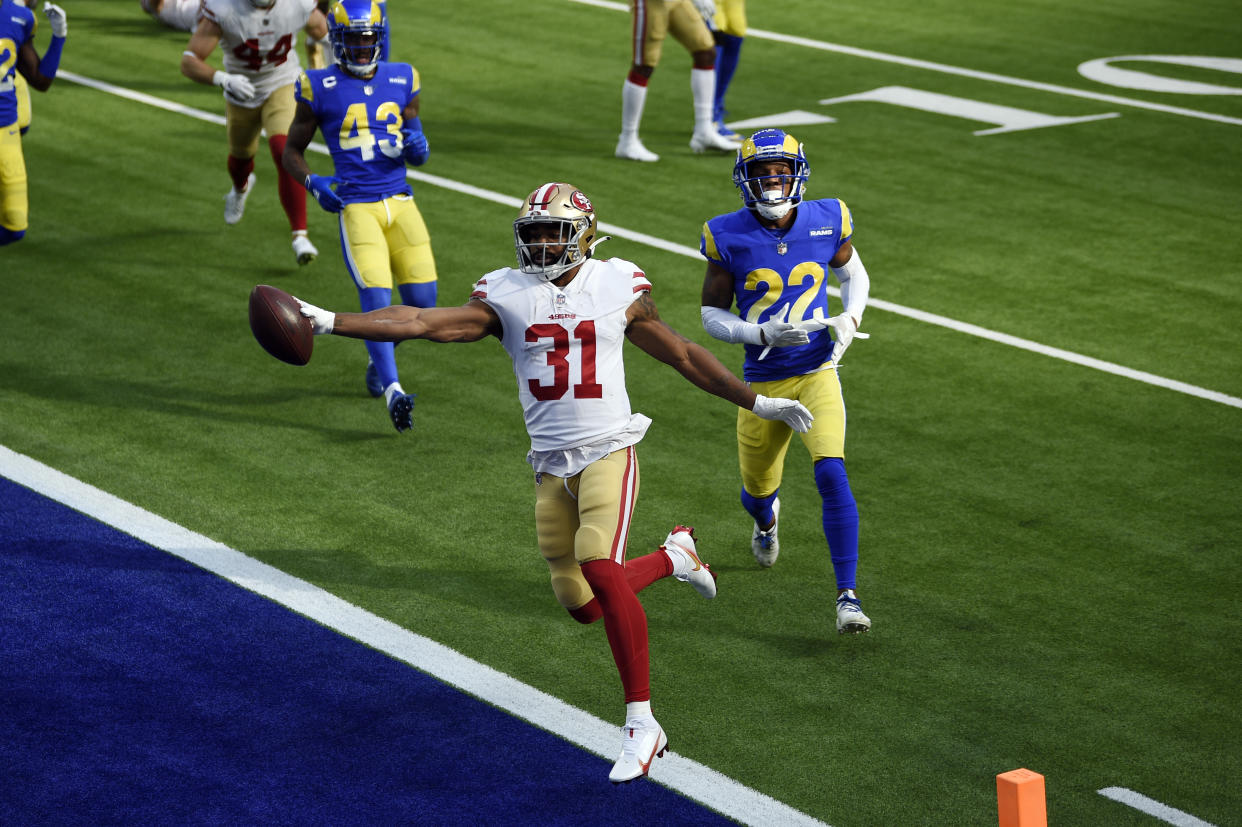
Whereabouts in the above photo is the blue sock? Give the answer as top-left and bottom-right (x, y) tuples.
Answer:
(358, 286), (400, 390)
(398, 281), (437, 308)
(0, 227), (25, 245)
(740, 486), (778, 529)
(815, 457), (859, 590)
(713, 34), (744, 122)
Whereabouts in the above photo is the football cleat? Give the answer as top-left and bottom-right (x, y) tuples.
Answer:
(364, 359), (384, 397)
(835, 589), (871, 634)
(690, 128), (741, 153)
(660, 525), (716, 599)
(751, 497), (780, 567)
(615, 134), (660, 162)
(292, 234), (318, 266)
(609, 718), (668, 784)
(387, 391), (416, 432)
(223, 172), (256, 225)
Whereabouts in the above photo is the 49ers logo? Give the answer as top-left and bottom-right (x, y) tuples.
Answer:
(569, 190), (593, 213)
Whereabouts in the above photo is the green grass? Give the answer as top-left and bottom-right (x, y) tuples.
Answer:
(3, 1), (1241, 824)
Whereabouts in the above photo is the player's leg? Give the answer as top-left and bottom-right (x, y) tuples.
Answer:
(617, 0), (664, 162)
(737, 376), (796, 566)
(670, 2), (739, 153)
(711, 0), (746, 138)
(15, 72), (32, 136)
(261, 86), (314, 265)
(339, 202), (412, 430)
(534, 470), (597, 621)
(224, 102), (261, 224)
(799, 368), (871, 633)
(0, 125), (29, 245)
(378, 195), (437, 399)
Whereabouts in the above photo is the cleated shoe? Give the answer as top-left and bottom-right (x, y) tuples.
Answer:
(690, 128), (741, 153)
(609, 718), (668, 784)
(751, 497), (780, 568)
(224, 172), (256, 225)
(615, 134), (660, 162)
(387, 392), (416, 433)
(364, 359), (384, 398)
(292, 234), (318, 266)
(661, 525), (716, 599)
(836, 589), (872, 634)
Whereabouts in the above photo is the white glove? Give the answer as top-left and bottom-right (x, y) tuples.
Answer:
(295, 297), (335, 335)
(692, 0), (716, 22)
(794, 309), (871, 364)
(751, 394), (815, 433)
(212, 70), (256, 102)
(758, 318), (810, 348)
(43, 2), (67, 37)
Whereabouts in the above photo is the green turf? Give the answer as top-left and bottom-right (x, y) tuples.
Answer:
(3, 1), (1240, 825)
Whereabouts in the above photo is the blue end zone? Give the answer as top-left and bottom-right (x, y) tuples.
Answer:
(0, 477), (730, 825)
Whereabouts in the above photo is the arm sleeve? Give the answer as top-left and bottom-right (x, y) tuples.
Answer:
(830, 247), (870, 325)
(701, 305), (763, 345)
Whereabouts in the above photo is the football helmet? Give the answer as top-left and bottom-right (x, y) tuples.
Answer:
(328, 0), (385, 77)
(733, 129), (810, 221)
(514, 183), (600, 281)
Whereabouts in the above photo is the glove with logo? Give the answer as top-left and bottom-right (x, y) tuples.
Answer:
(305, 174), (344, 213)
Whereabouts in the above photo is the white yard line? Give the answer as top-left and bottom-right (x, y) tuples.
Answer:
(1098, 787), (1218, 827)
(0, 445), (830, 827)
(58, 71), (1242, 410)
(567, 0), (1242, 127)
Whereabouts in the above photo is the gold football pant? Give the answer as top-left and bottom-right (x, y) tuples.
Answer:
(0, 121), (27, 232)
(534, 446), (639, 612)
(738, 367), (846, 497)
(339, 196), (437, 289)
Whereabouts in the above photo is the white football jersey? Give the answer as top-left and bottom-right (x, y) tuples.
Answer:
(160, 0), (203, 31)
(471, 257), (653, 456)
(202, 0), (316, 107)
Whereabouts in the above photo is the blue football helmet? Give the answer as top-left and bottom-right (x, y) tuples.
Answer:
(328, 0), (385, 77)
(733, 129), (811, 220)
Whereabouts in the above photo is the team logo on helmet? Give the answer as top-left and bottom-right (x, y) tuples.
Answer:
(570, 190), (593, 213)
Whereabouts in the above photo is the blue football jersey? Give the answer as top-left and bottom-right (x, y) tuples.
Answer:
(295, 61), (419, 204)
(0, 0), (36, 127)
(701, 198), (854, 382)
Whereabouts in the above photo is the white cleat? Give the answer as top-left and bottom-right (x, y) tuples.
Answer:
(615, 134), (660, 162)
(661, 525), (716, 599)
(223, 172), (256, 225)
(836, 589), (872, 634)
(751, 497), (780, 568)
(609, 718), (668, 784)
(690, 128), (742, 153)
(292, 234), (318, 266)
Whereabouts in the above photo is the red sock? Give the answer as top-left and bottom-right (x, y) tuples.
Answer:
(569, 552), (672, 624)
(227, 155), (254, 192)
(267, 134), (307, 232)
(580, 559), (650, 703)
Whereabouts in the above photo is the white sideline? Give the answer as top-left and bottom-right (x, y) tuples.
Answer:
(57, 71), (1242, 411)
(0, 445), (829, 827)
(1098, 787), (1217, 827)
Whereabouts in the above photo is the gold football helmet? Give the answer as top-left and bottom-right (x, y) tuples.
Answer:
(514, 183), (600, 281)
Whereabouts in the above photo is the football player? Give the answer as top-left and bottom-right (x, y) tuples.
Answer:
(700, 129), (875, 635)
(0, 0), (67, 246)
(180, 0), (328, 265)
(292, 182), (813, 783)
(615, 0), (741, 162)
(139, 0), (202, 32)
(282, 0), (434, 432)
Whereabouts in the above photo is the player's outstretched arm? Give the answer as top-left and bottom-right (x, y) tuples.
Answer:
(297, 298), (500, 344)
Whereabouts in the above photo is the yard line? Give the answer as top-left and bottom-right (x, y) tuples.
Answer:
(1098, 787), (1217, 827)
(0, 445), (830, 827)
(58, 71), (1242, 410)
(567, 0), (1242, 127)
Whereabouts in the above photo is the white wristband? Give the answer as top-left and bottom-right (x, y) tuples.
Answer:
(211, 70), (227, 87)
(701, 306), (763, 345)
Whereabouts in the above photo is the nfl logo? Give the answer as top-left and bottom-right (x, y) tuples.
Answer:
(776, 242), (788, 255)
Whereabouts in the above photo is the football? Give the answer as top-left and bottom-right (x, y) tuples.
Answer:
(249, 284), (313, 366)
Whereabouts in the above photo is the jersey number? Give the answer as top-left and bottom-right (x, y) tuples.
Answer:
(525, 322), (604, 401)
(744, 262), (828, 324)
(338, 101), (404, 162)
(0, 39), (17, 93)
(231, 35), (293, 71)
